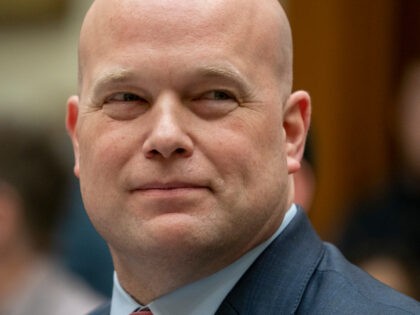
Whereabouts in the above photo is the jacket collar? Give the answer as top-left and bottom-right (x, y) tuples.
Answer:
(216, 208), (325, 314)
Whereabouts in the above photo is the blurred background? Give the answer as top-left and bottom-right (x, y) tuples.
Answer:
(0, 1), (113, 313)
(290, 0), (420, 300)
(0, 0), (418, 309)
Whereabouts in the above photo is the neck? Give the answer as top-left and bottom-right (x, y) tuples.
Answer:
(110, 212), (287, 305)
(111, 247), (235, 305)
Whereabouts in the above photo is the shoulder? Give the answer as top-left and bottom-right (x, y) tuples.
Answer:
(87, 301), (111, 315)
(218, 208), (420, 315)
(298, 242), (420, 314)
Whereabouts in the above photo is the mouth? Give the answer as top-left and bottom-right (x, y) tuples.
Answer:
(132, 182), (210, 196)
(137, 182), (207, 189)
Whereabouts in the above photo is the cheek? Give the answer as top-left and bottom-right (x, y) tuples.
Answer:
(77, 120), (138, 237)
(77, 119), (136, 211)
(202, 110), (287, 193)
(79, 119), (132, 176)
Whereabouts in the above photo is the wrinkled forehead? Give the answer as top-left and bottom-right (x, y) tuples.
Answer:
(78, 0), (292, 89)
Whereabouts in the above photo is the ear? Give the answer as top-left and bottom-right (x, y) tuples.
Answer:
(283, 90), (311, 174)
(66, 95), (81, 178)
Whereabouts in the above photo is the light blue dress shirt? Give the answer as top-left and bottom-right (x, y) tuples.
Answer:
(111, 204), (297, 315)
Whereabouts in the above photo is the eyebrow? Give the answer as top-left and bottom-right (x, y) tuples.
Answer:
(88, 64), (256, 100)
(89, 68), (137, 98)
(191, 65), (256, 98)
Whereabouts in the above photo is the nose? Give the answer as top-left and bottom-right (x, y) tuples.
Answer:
(142, 96), (193, 159)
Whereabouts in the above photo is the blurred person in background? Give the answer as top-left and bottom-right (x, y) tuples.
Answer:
(0, 122), (104, 315)
(339, 60), (420, 300)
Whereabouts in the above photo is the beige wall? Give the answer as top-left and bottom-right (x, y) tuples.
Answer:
(0, 0), (92, 130)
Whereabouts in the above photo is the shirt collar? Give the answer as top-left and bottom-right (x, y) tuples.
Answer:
(111, 272), (141, 315)
(111, 204), (297, 315)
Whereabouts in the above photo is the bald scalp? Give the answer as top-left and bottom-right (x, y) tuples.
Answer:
(78, 0), (293, 98)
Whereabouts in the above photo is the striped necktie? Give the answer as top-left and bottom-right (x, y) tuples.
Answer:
(130, 307), (153, 315)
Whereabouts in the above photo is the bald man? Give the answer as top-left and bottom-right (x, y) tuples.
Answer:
(66, 0), (420, 314)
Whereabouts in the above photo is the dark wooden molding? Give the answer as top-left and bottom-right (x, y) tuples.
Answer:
(0, 0), (67, 25)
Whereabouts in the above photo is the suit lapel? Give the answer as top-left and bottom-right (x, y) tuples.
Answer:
(216, 208), (325, 315)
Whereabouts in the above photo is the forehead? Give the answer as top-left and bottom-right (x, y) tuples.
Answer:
(102, 0), (252, 42)
(82, 0), (283, 52)
(79, 0), (290, 92)
(84, 0), (280, 35)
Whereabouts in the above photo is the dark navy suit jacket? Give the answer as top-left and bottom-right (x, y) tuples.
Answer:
(88, 208), (420, 315)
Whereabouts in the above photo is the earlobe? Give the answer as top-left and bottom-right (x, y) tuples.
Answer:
(283, 90), (311, 175)
(66, 96), (81, 178)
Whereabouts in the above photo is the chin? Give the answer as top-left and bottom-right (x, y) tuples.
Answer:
(140, 213), (224, 252)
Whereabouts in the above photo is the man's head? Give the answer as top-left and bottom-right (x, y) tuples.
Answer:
(67, 0), (310, 301)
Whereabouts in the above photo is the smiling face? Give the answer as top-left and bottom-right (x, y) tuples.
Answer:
(67, 0), (310, 290)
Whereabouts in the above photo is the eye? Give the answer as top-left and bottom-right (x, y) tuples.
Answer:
(191, 90), (238, 118)
(103, 92), (149, 120)
(200, 90), (233, 101)
(105, 92), (144, 103)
